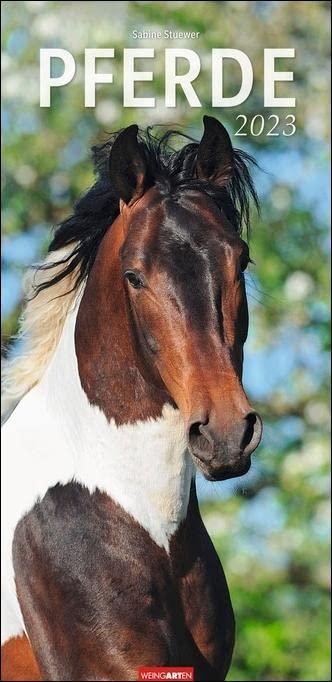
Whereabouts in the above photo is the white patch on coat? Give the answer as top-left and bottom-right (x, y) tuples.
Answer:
(1, 304), (193, 644)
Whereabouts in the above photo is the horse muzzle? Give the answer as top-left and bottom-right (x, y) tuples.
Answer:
(187, 410), (263, 481)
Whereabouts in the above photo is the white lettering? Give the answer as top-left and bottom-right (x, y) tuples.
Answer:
(40, 48), (75, 107)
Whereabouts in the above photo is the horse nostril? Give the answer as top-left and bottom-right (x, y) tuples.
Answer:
(189, 418), (211, 444)
(241, 412), (256, 450)
(242, 411), (262, 455)
(188, 416), (214, 459)
(189, 421), (202, 440)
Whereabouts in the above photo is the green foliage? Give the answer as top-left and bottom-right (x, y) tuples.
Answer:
(202, 492), (330, 680)
(2, 2), (330, 680)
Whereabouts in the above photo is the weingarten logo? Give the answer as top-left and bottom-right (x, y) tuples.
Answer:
(137, 667), (194, 681)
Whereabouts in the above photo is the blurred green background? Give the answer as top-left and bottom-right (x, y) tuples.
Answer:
(1, 2), (330, 680)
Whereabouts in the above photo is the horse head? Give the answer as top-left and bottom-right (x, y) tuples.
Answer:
(75, 116), (262, 482)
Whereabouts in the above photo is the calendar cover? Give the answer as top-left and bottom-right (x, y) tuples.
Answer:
(1, 2), (330, 681)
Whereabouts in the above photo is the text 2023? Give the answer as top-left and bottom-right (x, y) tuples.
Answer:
(235, 114), (296, 137)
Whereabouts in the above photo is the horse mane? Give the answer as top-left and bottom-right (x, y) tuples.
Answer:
(1, 247), (80, 421)
(1, 125), (259, 420)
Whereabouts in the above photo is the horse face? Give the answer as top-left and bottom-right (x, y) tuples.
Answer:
(120, 188), (262, 481)
(110, 117), (262, 482)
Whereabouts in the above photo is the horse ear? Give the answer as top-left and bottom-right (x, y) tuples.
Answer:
(109, 125), (149, 205)
(196, 116), (234, 186)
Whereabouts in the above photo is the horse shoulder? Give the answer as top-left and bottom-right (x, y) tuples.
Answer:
(12, 482), (188, 680)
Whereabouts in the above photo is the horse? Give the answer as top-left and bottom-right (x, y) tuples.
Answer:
(1, 116), (262, 682)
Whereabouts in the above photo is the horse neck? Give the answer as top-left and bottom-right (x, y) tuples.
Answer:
(37, 291), (193, 550)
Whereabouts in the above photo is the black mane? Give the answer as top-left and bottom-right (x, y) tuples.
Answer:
(36, 126), (259, 294)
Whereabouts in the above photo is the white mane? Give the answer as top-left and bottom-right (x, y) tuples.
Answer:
(1, 246), (82, 422)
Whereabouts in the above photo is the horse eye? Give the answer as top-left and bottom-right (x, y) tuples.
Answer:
(124, 270), (144, 289)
